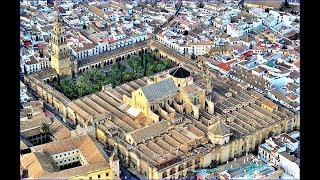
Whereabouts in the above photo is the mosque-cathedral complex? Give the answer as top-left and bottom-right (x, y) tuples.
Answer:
(23, 12), (299, 180)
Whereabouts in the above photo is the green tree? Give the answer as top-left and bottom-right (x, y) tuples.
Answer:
(120, 70), (123, 84)
(146, 68), (153, 76)
(117, 59), (120, 69)
(140, 48), (144, 67)
(39, 122), (50, 144)
(162, 59), (172, 69)
(143, 54), (148, 76)
(76, 76), (88, 96)
(123, 69), (133, 82)
(153, 48), (159, 58)
(128, 55), (140, 73)
(156, 63), (166, 72)
(40, 123), (50, 134)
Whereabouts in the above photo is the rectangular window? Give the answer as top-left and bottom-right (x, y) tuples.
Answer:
(98, 174), (101, 178)
(106, 172), (109, 177)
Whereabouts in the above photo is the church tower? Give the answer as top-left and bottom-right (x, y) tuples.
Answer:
(50, 13), (72, 77)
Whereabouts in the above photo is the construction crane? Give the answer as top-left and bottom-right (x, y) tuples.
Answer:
(192, 161), (272, 179)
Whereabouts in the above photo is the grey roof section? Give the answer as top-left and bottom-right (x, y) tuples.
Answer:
(141, 78), (178, 101)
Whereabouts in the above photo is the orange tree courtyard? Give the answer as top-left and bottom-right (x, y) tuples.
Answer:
(55, 50), (173, 100)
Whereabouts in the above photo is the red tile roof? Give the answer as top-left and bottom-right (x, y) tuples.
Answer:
(287, 93), (299, 101)
(242, 50), (253, 57)
(218, 63), (231, 71)
(284, 30), (298, 38)
(109, 37), (115, 43)
(271, 43), (280, 49)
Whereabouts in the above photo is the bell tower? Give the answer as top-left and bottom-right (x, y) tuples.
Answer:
(50, 12), (72, 77)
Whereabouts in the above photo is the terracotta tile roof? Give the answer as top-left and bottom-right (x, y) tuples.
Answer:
(21, 138), (33, 151)
(189, 40), (213, 46)
(22, 134), (110, 178)
(49, 119), (71, 140)
(21, 128), (42, 138)
(128, 120), (170, 144)
(262, 99), (277, 109)
(70, 42), (96, 53)
(218, 63), (231, 71)
(270, 89), (292, 105)
(26, 55), (39, 65)
(209, 121), (230, 136)
(284, 30), (298, 38)
(287, 93), (299, 101)
(233, 44), (247, 51)
(21, 113), (52, 132)
(229, 37), (240, 42)
(21, 152), (57, 178)
(33, 68), (58, 79)
(181, 84), (199, 94)
(208, 46), (230, 53)
(288, 70), (299, 79)
(286, 83), (299, 91)
(41, 162), (107, 179)
(290, 101), (299, 108)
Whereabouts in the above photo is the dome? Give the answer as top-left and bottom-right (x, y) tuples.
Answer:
(169, 66), (191, 78)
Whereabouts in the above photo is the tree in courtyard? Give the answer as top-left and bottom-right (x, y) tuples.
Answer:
(143, 54), (148, 76)
(162, 59), (172, 69)
(76, 75), (90, 96)
(119, 70), (123, 84)
(117, 58), (120, 69)
(123, 69), (134, 82)
(156, 63), (166, 72)
(56, 79), (78, 100)
(140, 48), (144, 67)
(153, 48), (159, 59)
(129, 56), (141, 73)
(39, 122), (50, 144)
(40, 123), (50, 134)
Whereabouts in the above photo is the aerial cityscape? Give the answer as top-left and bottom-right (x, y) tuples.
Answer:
(20, 0), (300, 179)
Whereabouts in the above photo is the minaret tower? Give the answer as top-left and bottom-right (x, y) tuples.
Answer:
(50, 4), (72, 77)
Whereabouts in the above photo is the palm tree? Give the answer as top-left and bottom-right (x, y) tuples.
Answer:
(40, 123), (50, 134)
(40, 123), (50, 144)
(153, 48), (159, 59)
(76, 76), (88, 96)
